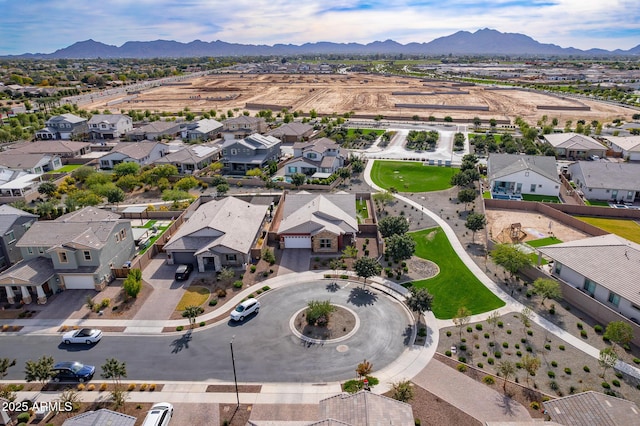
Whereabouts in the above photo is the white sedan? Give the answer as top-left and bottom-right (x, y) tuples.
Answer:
(61, 328), (103, 345)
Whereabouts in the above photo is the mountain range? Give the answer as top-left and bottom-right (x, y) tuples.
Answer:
(7, 29), (640, 59)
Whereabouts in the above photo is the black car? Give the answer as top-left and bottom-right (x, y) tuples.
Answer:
(51, 361), (95, 383)
(175, 264), (193, 281)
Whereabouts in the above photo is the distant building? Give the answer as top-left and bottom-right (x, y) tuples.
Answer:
(35, 113), (89, 140)
(183, 118), (223, 142)
(99, 141), (168, 169)
(221, 133), (281, 175)
(567, 161), (640, 203)
(542, 133), (606, 160)
(126, 121), (182, 141)
(487, 153), (560, 198)
(88, 114), (133, 140)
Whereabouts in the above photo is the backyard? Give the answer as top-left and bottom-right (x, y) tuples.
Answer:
(133, 219), (173, 255)
(409, 227), (505, 318)
(575, 216), (640, 244)
(370, 160), (456, 193)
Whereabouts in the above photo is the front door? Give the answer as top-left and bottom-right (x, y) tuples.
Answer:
(516, 183), (522, 194)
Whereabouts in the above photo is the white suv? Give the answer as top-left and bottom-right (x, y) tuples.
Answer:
(230, 298), (260, 322)
(142, 402), (173, 426)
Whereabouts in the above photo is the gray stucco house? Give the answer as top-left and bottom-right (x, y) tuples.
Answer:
(164, 197), (268, 272)
(99, 141), (168, 169)
(222, 116), (268, 139)
(183, 118), (223, 142)
(543, 133), (606, 160)
(567, 161), (640, 203)
(0, 205), (37, 272)
(221, 133), (281, 175)
(88, 114), (133, 140)
(154, 143), (221, 174)
(126, 121), (182, 141)
(35, 113), (89, 140)
(285, 138), (344, 178)
(0, 207), (135, 304)
(487, 153), (560, 199)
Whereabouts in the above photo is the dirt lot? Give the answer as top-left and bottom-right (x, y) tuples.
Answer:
(485, 208), (589, 244)
(87, 73), (635, 124)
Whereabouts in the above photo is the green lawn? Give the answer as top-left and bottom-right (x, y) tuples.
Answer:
(575, 216), (640, 244)
(356, 199), (369, 220)
(409, 228), (505, 319)
(134, 221), (172, 255)
(482, 191), (491, 199)
(521, 194), (561, 203)
(585, 200), (610, 207)
(526, 237), (563, 248)
(346, 128), (384, 138)
(370, 160), (456, 193)
(47, 164), (83, 173)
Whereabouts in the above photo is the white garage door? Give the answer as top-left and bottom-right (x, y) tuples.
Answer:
(284, 236), (312, 249)
(62, 275), (95, 290)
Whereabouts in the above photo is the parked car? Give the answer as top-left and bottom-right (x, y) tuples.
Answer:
(174, 264), (193, 281)
(142, 402), (173, 426)
(51, 361), (95, 383)
(230, 298), (260, 322)
(61, 328), (103, 345)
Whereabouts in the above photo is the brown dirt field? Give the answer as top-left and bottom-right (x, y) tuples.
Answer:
(86, 73), (636, 124)
(485, 208), (590, 244)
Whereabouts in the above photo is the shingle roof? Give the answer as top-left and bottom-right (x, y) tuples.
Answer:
(48, 113), (86, 124)
(293, 137), (339, 153)
(9, 141), (91, 155)
(319, 391), (414, 426)
(129, 121), (180, 135)
(279, 193), (358, 236)
(108, 141), (163, 160)
(603, 135), (640, 153)
(0, 257), (55, 286)
(156, 143), (220, 165)
(222, 133), (280, 150)
(268, 122), (313, 137)
(544, 133), (605, 150)
(543, 391), (640, 426)
(62, 408), (137, 426)
(0, 152), (52, 170)
(538, 234), (640, 306)
(0, 204), (37, 235)
(487, 153), (559, 183)
(188, 118), (223, 134)
(88, 114), (129, 125)
(164, 197), (267, 254)
(568, 161), (640, 192)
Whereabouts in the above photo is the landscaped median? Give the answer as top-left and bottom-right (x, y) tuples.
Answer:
(408, 227), (505, 319)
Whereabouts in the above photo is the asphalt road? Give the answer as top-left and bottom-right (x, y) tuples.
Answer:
(2, 281), (412, 383)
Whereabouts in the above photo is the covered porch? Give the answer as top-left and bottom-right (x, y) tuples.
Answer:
(0, 257), (58, 305)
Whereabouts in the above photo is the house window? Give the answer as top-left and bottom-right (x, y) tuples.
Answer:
(23, 221), (32, 230)
(59, 252), (68, 263)
(308, 153), (317, 159)
(5, 231), (15, 244)
(530, 184), (536, 193)
(608, 292), (620, 307)
(583, 278), (595, 296)
(120, 229), (126, 240)
(231, 149), (238, 155)
(319, 238), (332, 249)
(554, 262), (562, 275)
(288, 166), (297, 173)
(115, 233), (120, 242)
(27, 247), (34, 255)
(225, 254), (237, 262)
(627, 191), (634, 200)
(83, 251), (92, 261)
(524, 171), (529, 177)
(0, 256), (6, 269)
(38, 247), (44, 254)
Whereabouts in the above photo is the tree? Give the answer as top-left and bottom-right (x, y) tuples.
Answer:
(519, 307), (532, 336)
(71, 166), (96, 182)
(219, 267), (235, 283)
(384, 233), (416, 262)
(115, 175), (141, 192)
(453, 307), (471, 340)
(216, 183), (229, 195)
(390, 380), (414, 402)
(151, 164), (178, 179)
(37, 201), (56, 219)
(113, 162), (140, 177)
(24, 355), (54, 384)
(101, 358), (128, 410)
(57, 388), (81, 413)
(521, 354), (540, 386)
(123, 268), (142, 299)
(491, 244), (532, 282)
(604, 321), (634, 353)
(0, 358), (16, 401)
(497, 360), (516, 391)
(105, 186), (125, 205)
(378, 216), (409, 238)
(532, 278), (562, 306)
(487, 311), (500, 340)
(182, 305), (205, 328)
(465, 213), (486, 243)
(342, 245), (358, 259)
(38, 181), (57, 198)
(404, 287), (433, 332)
(599, 347), (618, 378)
(353, 256), (381, 284)
(290, 172), (306, 188)
(356, 359), (373, 378)
(457, 188), (476, 211)
(306, 300), (336, 326)
(174, 176), (199, 191)
(161, 189), (192, 205)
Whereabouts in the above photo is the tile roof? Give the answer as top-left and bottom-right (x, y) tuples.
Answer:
(268, 122), (314, 137)
(543, 133), (605, 151)
(538, 234), (640, 306)
(568, 161), (640, 191)
(47, 113), (87, 124)
(129, 121), (180, 135)
(0, 152), (53, 169)
(156, 143), (220, 164)
(164, 197), (268, 254)
(109, 141), (164, 160)
(602, 135), (640, 153)
(188, 118), (223, 134)
(279, 193), (358, 236)
(9, 140), (91, 155)
(88, 114), (129, 125)
(544, 391), (640, 426)
(62, 408), (137, 426)
(0, 257), (55, 286)
(318, 391), (414, 426)
(293, 137), (340, 153)
(488, 153), (559, 183)
(0, 204), (37, 234)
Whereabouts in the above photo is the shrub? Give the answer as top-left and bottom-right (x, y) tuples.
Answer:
(233, 280), (243, 288)
(466, 326), (473, 333)
(446, 331), (452, 337)
(176, 326), (184, 331)
(489, 341), (495, 347)
(445, 350), (452, 357)
(250, 265), (257, 273)
(457, 364), (467, 372)
(484, 333), (489, 339)
(17, 413), (30, 423)
(482, 351), (487, 357)
(611, 379), (622, 387)
(262, 286), (270, 291)
(418, 328), (427, 337)
(583, 366), (590, 373)
(516, 351), (522, 357)
(149, 384), (156, 391)
(199, 321), (206, 327)
(601, 382), (611, 389)
(577, 322), (583, 329)
(487, 358), (495, 365)
(594, 324), (603, 333)
(526, 346), (533, 352)
(530, 401), (540, 410)
(100, 299), (110, 308)
(494, 351), (502, 358)
(216, 288), (227, 297)
(100, 383), (107, 391)
(545, 344), (551, 350)
(458, 356), (466, 363)
(548, 371), (555, 378)
(551, 361), (558, 367)
(459, 345), (467, 351)
(633, 358), (640, 365)
(515, 343), (520, 349)
(461, 338), (466, 343)
(521, 338), (527, 343)
(580, 330), (587, 338)
(209, 299), (218, 306)
(415, 420), (421, 426)
(569, 386), (577, 394)
(140, 383), (147, 391)
(549, 381), (559, 391)
(262, 271), (269, 277)
(87, 384), (95, 391)
(482, 376), (495, 385)
(615, 372), (623, 379)
(477, 362), (484, 368)
(564, 368), (572, 375)
(77, 384), (85, 391)
(527, 330), (533, 336)
(559, 345), (565, 351)
(502, 342), (509, 348)
(128, 383), (136, 391)
(475, 324), (483, 330)
(497, 321), (503, 327)
(506, 329), (512, 335)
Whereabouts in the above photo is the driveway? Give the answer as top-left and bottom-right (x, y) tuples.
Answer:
(133, 256), (191, 321)
(278, 248), (311, 275)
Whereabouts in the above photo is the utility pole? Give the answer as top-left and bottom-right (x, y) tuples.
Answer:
(230, 335), (240, 408)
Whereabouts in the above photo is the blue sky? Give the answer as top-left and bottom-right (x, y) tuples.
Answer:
(1, 0), (638, 55)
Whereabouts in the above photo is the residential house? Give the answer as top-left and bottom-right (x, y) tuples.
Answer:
(126, 121), (182, 141)
(62, 409), (137, 426)
(538, 234), (640, 331)
(35, 113), (89, 140)
(543, 391), (640, 426)
(183, 118), (223, 142)
(543, 133), (606, 160)
(284, 137), (343, 178)
(222, 116), (268, 139)
(0, 205), (37, 272)
(164, 197), (268, 272)
(487, 153), (560, 199)
(0, 173), (44, 201)
(0, 207), (135, 304)
(88, 114), (133, 140)
(8, 140), (92, 158)
(221, 133), (281, 175)
(601, 135), (640, 161)
(567, 161), (640, 203)
(0, 152), (62, 174)
(154, 143), (221, 174)
(277, 192), (358, 252)
(317, 391), (414, 426)
(267, 122), (314, 143)
(99, 141), (168, 169)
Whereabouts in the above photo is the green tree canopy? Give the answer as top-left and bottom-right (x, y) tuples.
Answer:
(491, 244), (532, 280)
(404, 287), (434, 317)
(604, 321), (634, 352)
(384, 233), (416, 262)
(465, 213), (487, 243)
(532, 278), (562, 306)
(457, 188), (476, 210)
(25, 355), (54, 384)
(353, 256), (382, 283)
(378, 216), (409, 238)
(113, 162), (140, 177)
(38, 181), (57, 197)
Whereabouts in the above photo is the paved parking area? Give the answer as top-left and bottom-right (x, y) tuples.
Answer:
(133, 257), (191, 321)
(278, 248), (311, 275)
